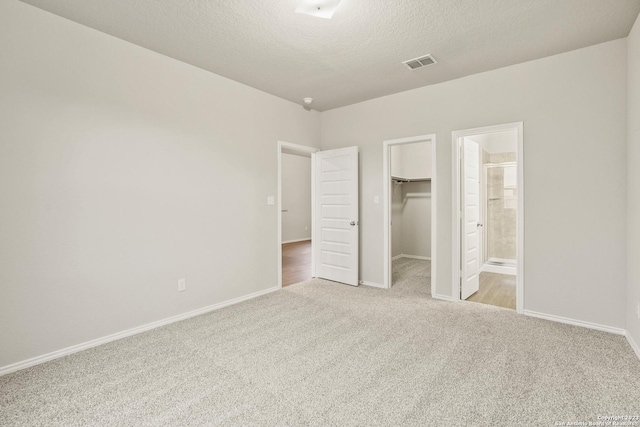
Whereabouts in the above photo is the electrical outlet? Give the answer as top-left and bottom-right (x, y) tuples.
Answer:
(305, 226), (308, 231)
(178, 279), (186, 292)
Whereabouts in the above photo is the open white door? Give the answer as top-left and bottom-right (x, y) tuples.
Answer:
(461, 139), (480, 299)
(313, 147), (359, 286)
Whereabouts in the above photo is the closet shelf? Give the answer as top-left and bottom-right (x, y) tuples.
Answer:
(391, 176), (431, 183)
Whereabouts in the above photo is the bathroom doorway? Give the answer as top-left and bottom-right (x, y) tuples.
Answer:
(452, 123), (523, 312)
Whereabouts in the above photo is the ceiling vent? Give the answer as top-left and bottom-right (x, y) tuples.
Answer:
(403, 54), (437, 70)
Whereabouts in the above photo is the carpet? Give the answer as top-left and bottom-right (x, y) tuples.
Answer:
(1, 259), (639, 426)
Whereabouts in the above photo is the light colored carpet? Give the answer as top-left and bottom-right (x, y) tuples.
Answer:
(1, 258), (639, 426)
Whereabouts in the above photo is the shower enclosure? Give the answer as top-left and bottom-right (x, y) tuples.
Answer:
(483, 162), (517, 268)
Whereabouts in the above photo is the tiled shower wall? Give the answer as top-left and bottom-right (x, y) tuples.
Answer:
(484, 151), (517, 262)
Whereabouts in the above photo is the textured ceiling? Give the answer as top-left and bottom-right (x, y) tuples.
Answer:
(20, 0), (640, 111)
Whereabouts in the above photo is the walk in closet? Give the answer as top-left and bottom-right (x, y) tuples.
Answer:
(390, 141), (432, 284)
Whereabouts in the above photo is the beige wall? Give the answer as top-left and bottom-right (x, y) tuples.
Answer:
(0, 1), (320, 368)
(400, 182), (432, 258)
(484, 153), (517, 262)
(391, 184), (404, 257)
(627, 14), (640, 349)
(391, 142), (432, 259)
(488, 152), (516, 163)
(281, 154), (312, 243)
(321, 38), (628, 329)
(390, 142), (432, 179)
(391, 182), (432, 259)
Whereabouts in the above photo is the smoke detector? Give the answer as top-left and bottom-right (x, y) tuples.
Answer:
(303, 97), (313, 105)
(403, 54), (437, 70)
(295, 0), (342, 19)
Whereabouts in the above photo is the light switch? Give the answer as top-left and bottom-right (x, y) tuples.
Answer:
(373, 196), (380, 204)
(267, 196), (275, 205)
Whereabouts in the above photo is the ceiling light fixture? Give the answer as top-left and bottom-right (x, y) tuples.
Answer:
(295, 0), (342, 19)
(303, 97), (313, 105)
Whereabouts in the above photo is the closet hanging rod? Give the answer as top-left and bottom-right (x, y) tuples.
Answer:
(391, 177), (431, 183)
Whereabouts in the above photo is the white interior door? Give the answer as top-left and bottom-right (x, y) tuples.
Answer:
(461, 139), (480, 299)
(313, 147), (359, 286)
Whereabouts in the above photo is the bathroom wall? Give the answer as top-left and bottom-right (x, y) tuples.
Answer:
(489, 152), (516, 163)
(484, 152), (517, 262)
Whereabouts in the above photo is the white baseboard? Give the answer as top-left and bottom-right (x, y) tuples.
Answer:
(391, 254), (403, 261)
(432, 293), (454, 302)
(626, 332), (640, 360)
(0, 286), (280, 377)
(360, 280), (386, 289)
(523, 310), (626, 336)
(481, 263), (516, 275)
(282, 238), (311, 244)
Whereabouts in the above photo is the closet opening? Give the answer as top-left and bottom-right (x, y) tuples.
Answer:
(452, 123), (524, 312)
(277, 141), (318, 288)
(382, 135), (437, 293)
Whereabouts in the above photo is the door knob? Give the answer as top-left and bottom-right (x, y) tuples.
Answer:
(477, 222), (483, 227)
(350, 221), (358, 226)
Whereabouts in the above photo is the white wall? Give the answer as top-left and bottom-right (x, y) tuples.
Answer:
(400, 182), (432, 258)
(0, 0), (320, 369)
(390, 142), (432, 178)
(391, 182), (431, 259)
(627, 14), (640, 349)
(321, 39), (628, 329)
(391, 142), (432, 259)
(391, 184), (404, 257)
(469, 130), (518, 154)
(281, 153), (311, 243)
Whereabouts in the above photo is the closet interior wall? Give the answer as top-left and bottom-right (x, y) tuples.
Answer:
(390, 142), (432, 260)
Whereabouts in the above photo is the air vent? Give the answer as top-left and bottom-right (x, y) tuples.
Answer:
(403, 54), (437, 70)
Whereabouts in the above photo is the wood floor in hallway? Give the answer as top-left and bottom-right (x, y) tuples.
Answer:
(282, 240), (311, 287)
(466, 271), (516, 310)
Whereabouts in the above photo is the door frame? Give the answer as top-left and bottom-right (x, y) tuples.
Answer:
(277, 141), (319, 288)
(382, 134), (437, 290)
(451, 122), (524, 313)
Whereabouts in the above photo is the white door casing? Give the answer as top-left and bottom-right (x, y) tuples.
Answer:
(382, 135), (437, 290)
(451, 122), (523, 313)
(313, 147), (359, 286)
(461, 138), (480, 299)
(277, 141), (319, 288)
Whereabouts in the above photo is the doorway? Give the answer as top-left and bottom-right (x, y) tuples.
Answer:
(451, 123), (524, 312)
(277, 142), (360, 288)
(382, 135), (437, 292)
(277, 141), (318, 288)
